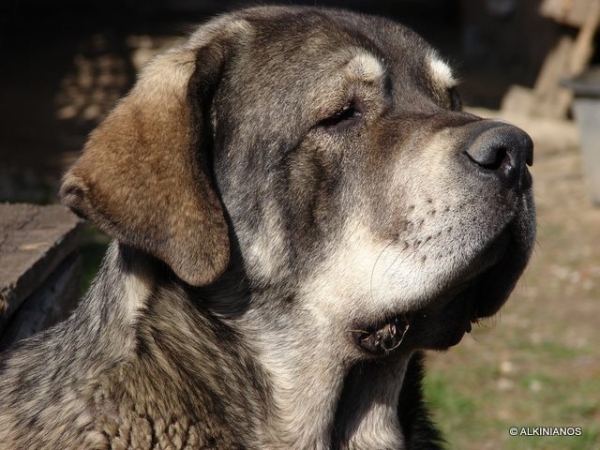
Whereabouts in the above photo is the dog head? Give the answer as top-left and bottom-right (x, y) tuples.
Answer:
(61, 7), (535, 353)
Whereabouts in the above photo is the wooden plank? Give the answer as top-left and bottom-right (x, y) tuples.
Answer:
(529, 1), (599, 118)
(0, 203), (83, 325)
(530, 36), (574, 118)
(502, 85), (535, 115)
(0, 253), (82, 350)
(541, 0), (596, 27)
(569, 0), (600, 73)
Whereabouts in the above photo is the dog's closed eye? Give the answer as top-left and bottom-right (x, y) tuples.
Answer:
(317, 102), (363, 130)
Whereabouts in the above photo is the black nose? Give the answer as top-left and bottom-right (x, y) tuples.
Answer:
(465, 122), (533, 191)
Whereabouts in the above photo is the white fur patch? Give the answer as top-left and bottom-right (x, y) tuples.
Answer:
(428, 54), (456, 88)
(346, 52), (384, 82)
(121, 271), (151, 324)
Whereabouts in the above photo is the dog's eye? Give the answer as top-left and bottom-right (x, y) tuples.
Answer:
(449, 87), (462, 111)
(318, 103), (362, 129)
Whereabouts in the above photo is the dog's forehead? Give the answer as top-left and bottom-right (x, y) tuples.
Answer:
(238, 8), (435, 67)
(203, 7), (458, 144)
(243, 8), (455, 93)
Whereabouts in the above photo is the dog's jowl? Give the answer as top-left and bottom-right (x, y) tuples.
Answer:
(0, 6), (535, 450)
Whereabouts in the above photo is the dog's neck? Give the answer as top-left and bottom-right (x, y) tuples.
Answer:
(333, 356), (411, 450)
(231, 296), (412, 450)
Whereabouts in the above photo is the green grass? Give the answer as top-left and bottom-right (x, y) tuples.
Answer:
(423, 338), (600, 450)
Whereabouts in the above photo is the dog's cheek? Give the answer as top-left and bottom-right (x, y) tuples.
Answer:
(358, 126), (416, 240)
(286, 140), (347, 251)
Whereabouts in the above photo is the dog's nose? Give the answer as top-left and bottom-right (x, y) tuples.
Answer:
(464, 122), (533, 191)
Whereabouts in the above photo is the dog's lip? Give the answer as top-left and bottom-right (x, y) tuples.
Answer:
(414, 228), (511, 314)
(441, 230), (513, 312)
(410, 226), (523, 348)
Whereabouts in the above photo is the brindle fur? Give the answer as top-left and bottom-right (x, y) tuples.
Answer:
(0, 6), (535, 449)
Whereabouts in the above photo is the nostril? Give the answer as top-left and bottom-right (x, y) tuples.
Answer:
(469, 146), (510, 171)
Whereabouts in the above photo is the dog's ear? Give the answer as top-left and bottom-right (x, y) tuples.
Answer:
(60, 20), (247, 286)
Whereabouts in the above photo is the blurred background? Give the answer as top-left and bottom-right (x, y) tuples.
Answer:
(1, 0), (599, 448)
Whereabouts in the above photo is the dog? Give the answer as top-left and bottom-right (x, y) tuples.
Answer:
(0, 6), (535, 449)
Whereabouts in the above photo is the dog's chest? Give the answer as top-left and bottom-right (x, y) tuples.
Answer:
(94, 408), (246, 450)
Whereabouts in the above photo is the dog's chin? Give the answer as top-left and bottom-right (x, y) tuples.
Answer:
(407, 224), (533, 351)
(353, 223), (532, 355)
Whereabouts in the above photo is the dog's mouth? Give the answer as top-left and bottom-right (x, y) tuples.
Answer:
(352, 221), (533, 355)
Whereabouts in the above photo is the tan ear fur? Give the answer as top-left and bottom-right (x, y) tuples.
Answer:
(60, 28), (239, 286)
